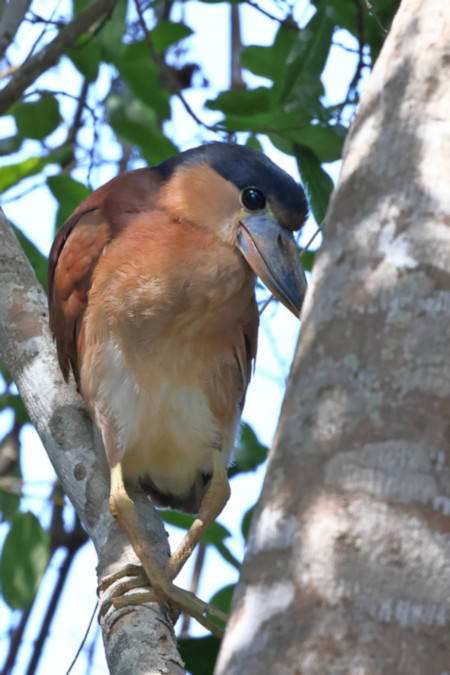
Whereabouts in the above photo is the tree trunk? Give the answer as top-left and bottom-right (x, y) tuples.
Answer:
(216, 1), (450, 673)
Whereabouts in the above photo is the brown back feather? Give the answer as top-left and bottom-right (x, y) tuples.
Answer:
(47, 168), (162, 386)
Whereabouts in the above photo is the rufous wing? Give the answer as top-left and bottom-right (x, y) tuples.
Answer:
(47, 168), (162, 386)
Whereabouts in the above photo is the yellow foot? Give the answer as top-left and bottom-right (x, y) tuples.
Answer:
(98, 563), (148, 594)
(98, 563), (227, 638)
(115, 585), (227, 639)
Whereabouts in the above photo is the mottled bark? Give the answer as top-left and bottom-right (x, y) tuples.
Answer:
(216, 1), (450, 673)
(0, 211), (184, 674)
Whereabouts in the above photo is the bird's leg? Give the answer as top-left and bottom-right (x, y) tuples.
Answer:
(166, 448), (231, 581)
(109, 462), (168, 601)
(108, 462), (227, 637)
(98, 563), (149, 595)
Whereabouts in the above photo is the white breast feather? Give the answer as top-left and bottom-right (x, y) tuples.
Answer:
(97, 337), (224, 498)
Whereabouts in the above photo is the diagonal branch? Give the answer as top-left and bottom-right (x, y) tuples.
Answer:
(0, 0), (119, 115)
(0, 209), (185, 674)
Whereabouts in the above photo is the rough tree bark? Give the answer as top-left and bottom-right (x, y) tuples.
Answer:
(216, 1), (450, 673)
(0, 212), (185, 674)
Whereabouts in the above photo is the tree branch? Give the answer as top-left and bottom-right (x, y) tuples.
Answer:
(0, 210), (185, 674)
(0, 0), (119, 115)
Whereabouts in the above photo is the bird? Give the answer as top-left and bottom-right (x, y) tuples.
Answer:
(47, 141), (308, 635)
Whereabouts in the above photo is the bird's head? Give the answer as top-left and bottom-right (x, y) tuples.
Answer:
(155, 142), (309, 317)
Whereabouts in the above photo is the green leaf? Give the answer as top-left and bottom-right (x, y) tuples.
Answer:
(241, 506), (254, 541)
(47, 175), (91, 230)
(151, 21), (193, 53)
(228, 423), (267, 477)
(209, 583), (235, 615)
(95, 0), (127, 62)
(11, 224), (48, 289)
(314, 0), (358, 32)
(246, 135), (263, 151)
(0, 449), (21, 523)
(0, 511), (50, 609)
(214, 542), (240, 571)
(11, 94), (62, 140)
(73, 0), (92, 13)
(68, 37), (101, 82)
(201, 521), (231, 547)
(0, 134), (22, 155)
(161, 509), (194, 532)
(0, 144), (73, 194)
(313, 0), (395, 61)
(216, 103), (311, 136)
(270, 123), (345, 163)
(115, 41), (170, 118)
(161, 512), (240, 569)
(178, 635), (221, 675)
(162, 511), (230, 544)
(0, 156), (49, 193)
(205, 584), (234, 634)
(281, 8), (335, 104)
(0, 393), (29, 425)
(0, 359), (13, 386)
(295, 144), (334, 224)
(241, 21), (299, 89)
(218, 111), (277, 133)
(206, 87), (272, 116)
(301, 249), (316, 273)
(0, 486), (21, 525)
(111, 117), (177, 164)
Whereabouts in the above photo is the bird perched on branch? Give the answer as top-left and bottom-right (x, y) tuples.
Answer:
(48, 142), (308, 635)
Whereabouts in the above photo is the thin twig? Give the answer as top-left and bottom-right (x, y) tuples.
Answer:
(82, 624), (101, 675)
(0, 476), (66, 503)
(0, 179), (47, 204)
(2, 607), (33, 674)
(25, 510), (88, 675)
(68, 79), (90, 142)
(178, 91), (220, 132)
(25, 2), (61, 63)
(133, 0), (220, 133)
(243, 0), (285, 23)
(25, 548), (77, 675)
(230, 4), (245, 90)
(332, 41), (362, 54)
(0, 64), (20, 81)
(258, 294), (276, 316)
(66, 603), (98, 675)
(22, 88), (99, 126)
(259, 220), (327, 318)
(26, 12), (65, 27)
(180, 544), (206, 635)
(299, 221), (326, 259)
(0, 0), (119, 115)
(337, 0), (367, 122)
(364, 0), (388, 35)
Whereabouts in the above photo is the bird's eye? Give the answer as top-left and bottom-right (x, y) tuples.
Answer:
(241, 187), (266, 211)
